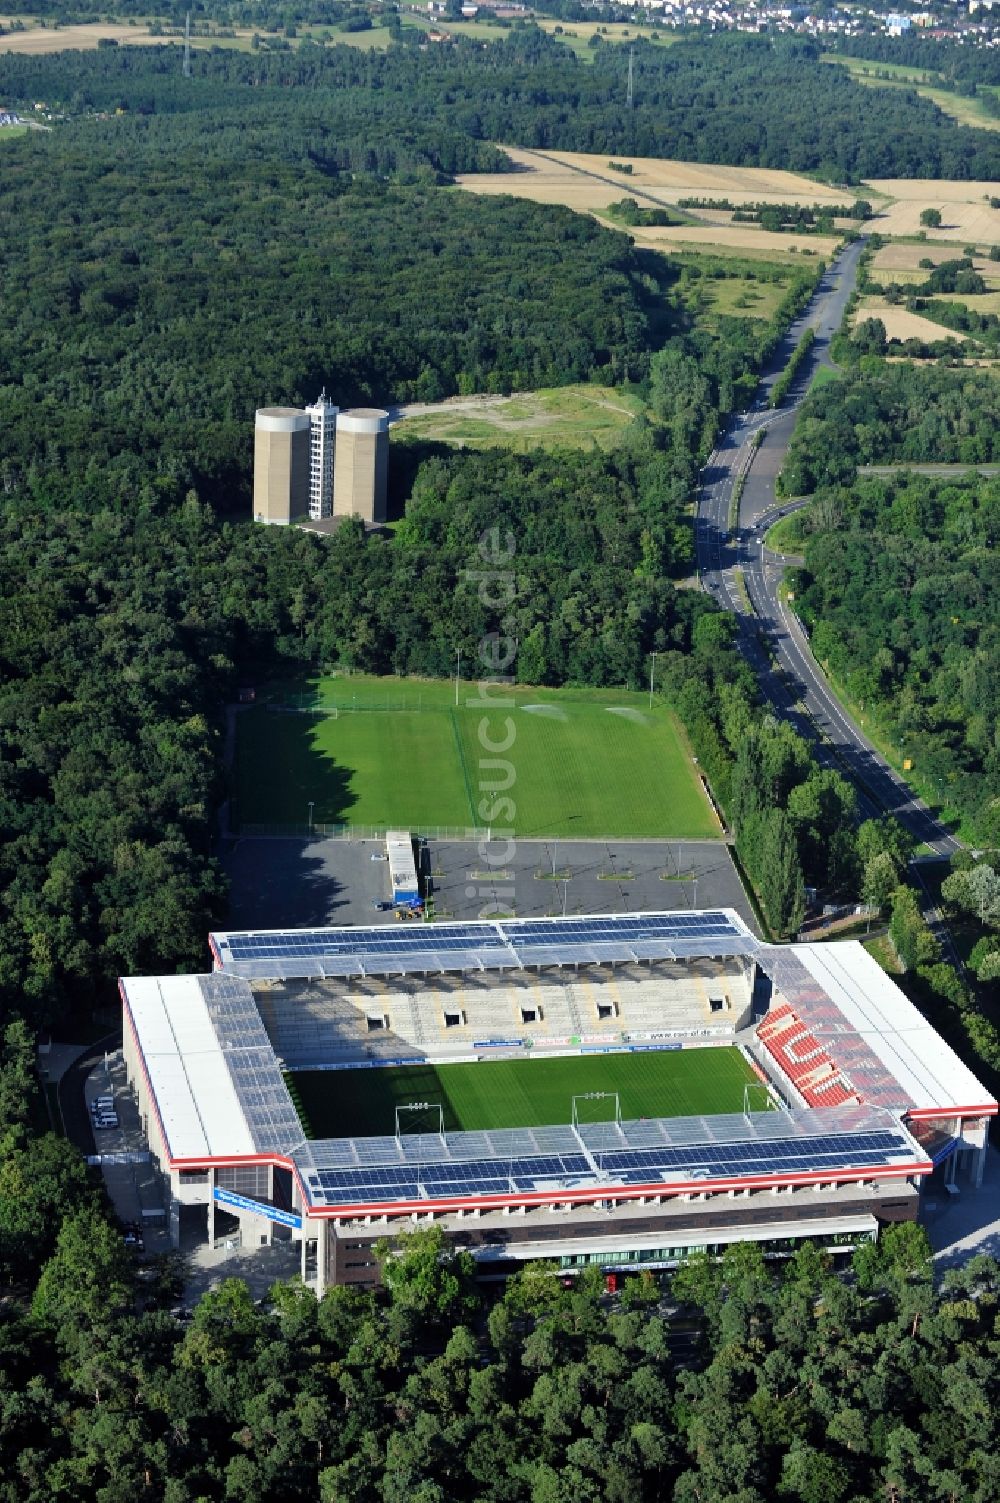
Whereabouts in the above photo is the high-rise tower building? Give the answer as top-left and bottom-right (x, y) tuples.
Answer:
(305, 391), (338, 521)
(333, 408), (389, 524)
(253, 408), (311, 525)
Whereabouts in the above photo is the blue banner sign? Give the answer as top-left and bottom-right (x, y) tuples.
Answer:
(214, 1187), (302, 1230)
(474, 1039), (524, 1049)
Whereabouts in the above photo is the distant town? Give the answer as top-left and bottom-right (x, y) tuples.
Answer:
(430, 0), (1000, 46)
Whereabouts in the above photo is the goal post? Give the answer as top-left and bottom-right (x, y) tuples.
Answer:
(743, 1082), (773, 1121)
(395, 1101), (445, 1144)
(571, 1091), (622, 1132)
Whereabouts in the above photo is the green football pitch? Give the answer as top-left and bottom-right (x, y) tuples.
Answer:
(234, 674), (717, 839)
(289, 1048), (766, 1139)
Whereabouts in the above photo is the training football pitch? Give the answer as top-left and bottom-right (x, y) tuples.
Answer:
(234, 674), (717, 838)
(290, 1048), (765, 1139)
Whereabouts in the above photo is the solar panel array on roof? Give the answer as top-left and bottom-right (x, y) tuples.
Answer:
(292, 1105), (927, 1211)
(195, 975), (305, 1156)
(211, 910), (754, 981)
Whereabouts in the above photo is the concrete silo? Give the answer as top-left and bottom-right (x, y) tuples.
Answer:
(253, 408), (311, 525)
(332, 408), (389, 524)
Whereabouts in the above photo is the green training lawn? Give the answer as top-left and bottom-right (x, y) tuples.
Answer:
(291, 1047), (764, 1139)
(234, 675), (717, 838)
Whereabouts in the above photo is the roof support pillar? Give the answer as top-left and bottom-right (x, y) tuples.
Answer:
(207, 1167), (216, 1247)
(315, 1217), (329, 1299)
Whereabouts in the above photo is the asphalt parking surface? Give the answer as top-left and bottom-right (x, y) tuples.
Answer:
(222, 836), (758, 935)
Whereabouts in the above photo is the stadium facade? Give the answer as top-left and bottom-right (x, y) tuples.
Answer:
(119, 911), (996, 1293)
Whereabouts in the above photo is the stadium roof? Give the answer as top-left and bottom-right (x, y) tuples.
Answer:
(209, 910), (757, 980)
(122, 911), (995, 1193)
(121, 973), (303, 1164)
(758, 942), (997, 1120)
(292, 1103), (929, 1214)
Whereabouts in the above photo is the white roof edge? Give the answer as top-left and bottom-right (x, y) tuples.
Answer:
(121, 973), (256, 1162)
(792, 941), (997, 1116)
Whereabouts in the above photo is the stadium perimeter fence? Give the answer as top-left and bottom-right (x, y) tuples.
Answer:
(237, 822), (491, 842)
(271, 691), (446, 715)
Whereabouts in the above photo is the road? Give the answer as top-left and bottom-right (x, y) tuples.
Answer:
(694, 237), (961, 863)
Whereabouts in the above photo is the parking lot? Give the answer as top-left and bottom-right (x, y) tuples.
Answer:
(222, 835), (757, 935)
(82, 1050), (173, 1256)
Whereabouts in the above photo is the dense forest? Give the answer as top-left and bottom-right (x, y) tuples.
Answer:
(832, 30), (1000, 98)
(789, 469), (1000, 845)
(3, 30), (1000, 179)
(0, 27), (832, 1033)
(2, 28), (998, 1500)
(0, 146), (652, 509)
(782, 361), (1000, 494)
(3, 1078), (1000, 1503)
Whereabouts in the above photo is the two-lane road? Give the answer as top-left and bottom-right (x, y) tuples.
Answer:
(695, 237), (960, 860)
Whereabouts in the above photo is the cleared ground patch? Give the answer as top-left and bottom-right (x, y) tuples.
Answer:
(391, 384), (644, 453)
(291, 1047), (764, 1138)
(234, 675), (718, 839)
(457, 148), (848, 259)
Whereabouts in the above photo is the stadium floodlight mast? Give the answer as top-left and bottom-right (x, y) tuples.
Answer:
(648, 650), (658, 710)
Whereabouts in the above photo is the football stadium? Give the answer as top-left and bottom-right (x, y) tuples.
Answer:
(120, 908), (996, 1293)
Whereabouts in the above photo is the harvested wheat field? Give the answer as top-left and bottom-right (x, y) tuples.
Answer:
(853, 298), (973, 344)
(457, 147), (847, 256)
(871, 240), (1000, 285)
(0, 22), (176, 52)
(624, 221), (839, 258)
(459, 147), (852, 208)
(864, 180), (1000, 244)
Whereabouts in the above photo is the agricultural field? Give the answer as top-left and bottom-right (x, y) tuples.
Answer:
(852, 297), (973, 344)
(862, 178), (1000, 244)
(0, 21), (176, 52)
(234, 675), (719, 839)
(457, 148), (849, 259)
(291, 1047), (764, 1139)
(391, 384), (645, 453)
(535, 19), (680, 60)
(870, 241), (1000, 285)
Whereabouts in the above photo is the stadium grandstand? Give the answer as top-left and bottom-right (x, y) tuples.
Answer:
(120, 911), (996, 1293)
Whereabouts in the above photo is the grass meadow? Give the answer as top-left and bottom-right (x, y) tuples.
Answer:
(234, 675), (718, 839)
(392, 384), (645, 454)
(291, 1046), (764, 1138)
